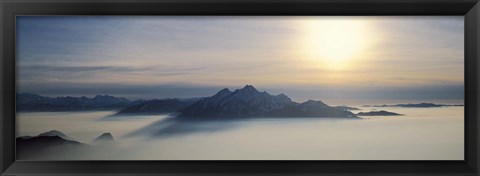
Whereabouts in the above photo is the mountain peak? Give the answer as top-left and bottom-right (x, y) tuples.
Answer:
(94, 132), (114, 143)
(217, 88), (232, 94)
(243, 84), (256, 89)
(38, 130), (73, 140)
(237, 85), (258, 93)
(301, 100), (329, 107)
(179, 85), (296, 118)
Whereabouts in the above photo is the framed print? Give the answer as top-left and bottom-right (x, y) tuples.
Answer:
(13, 15), (465, 160)
(1, 0), (480, 175)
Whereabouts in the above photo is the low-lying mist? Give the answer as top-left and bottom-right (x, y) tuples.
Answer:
(16, 106), (464, 160)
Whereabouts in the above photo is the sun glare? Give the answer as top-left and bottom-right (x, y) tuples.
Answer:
(300, 18), (370, 70)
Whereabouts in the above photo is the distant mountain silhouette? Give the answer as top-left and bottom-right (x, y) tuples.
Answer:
(178, 85), (295, 118)
(38, 130), (74, 140)
(261, 100), (356, 118)
(357, 110), (403, 116)
(335, 105), (361, 111)
(16, 130), (120, 159)
(113, 98), (202, 116)
(178, 85), (357, 119)
(363, 103), (464, 108)
(94, 132), (115, 143)
(16, 131), (86, 159)
(19, 86), (359, 119)
(16, 93), (142, 112)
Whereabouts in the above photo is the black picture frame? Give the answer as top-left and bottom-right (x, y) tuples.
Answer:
(1, 0), (479, 175)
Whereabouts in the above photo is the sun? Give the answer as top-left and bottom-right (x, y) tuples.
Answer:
(300, 18), (370, 70)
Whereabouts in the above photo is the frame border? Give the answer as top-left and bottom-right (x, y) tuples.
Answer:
(1, 0), (479, 175)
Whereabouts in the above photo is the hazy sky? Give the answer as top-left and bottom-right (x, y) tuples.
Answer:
(16, 16), (464, 102)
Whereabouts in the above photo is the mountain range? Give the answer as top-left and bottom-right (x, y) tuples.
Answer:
(16, 93), (143, 112)
(18, 85), (357, 118)
(177, 85), (356, 119)
(363, 103), (464, 108)
(356, 110), (403, 116)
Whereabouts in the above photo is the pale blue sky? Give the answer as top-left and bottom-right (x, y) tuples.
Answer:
(16, 16), (464, 102)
